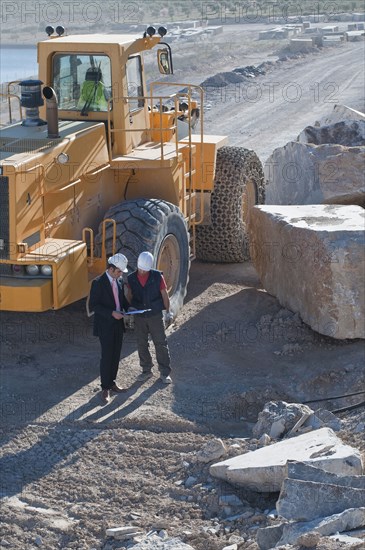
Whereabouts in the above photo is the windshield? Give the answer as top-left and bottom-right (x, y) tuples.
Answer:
(52, 54), (112, 112)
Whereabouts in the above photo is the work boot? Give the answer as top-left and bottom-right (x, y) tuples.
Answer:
(136, 372), (153, 382)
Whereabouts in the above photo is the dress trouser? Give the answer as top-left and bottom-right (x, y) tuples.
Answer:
(134, 313), (171, 377)
(98, 323), (124, 389)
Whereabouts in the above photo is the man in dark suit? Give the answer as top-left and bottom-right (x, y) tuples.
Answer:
(89, 253), (130, 404)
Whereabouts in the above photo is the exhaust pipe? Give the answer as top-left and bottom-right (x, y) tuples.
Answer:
(43, 86), (59, 138)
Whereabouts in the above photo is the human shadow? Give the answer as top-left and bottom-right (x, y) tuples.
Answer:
(84, 380), (161, 423)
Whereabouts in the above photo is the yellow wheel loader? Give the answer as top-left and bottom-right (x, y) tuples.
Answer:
(0, 25), (265, 315)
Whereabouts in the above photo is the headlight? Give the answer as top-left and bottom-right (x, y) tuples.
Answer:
(25, 265), (40, 275)
(40, 265), (52, 276)
(12, 265), (22, 273)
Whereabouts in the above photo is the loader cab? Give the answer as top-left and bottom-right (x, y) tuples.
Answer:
(38, 33), (164, 156)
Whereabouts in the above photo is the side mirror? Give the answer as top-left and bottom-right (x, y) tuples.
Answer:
(157, 48), (172, 75)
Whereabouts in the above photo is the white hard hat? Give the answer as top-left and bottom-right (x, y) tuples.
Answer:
(137, 251), (154, 271)
(108, 253), (128, 272)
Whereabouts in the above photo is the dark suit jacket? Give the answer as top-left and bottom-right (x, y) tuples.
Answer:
(89, 273), (129, 337)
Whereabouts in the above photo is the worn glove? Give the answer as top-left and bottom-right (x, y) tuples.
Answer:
(164, 311), (174, 327)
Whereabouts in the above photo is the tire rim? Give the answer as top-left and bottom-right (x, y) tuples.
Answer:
(242, 179), (257, 226)
(157, 234), (180, 295)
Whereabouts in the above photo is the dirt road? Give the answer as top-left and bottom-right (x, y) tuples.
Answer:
(204, 40), (365, 162)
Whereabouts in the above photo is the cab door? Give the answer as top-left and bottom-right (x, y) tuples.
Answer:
(125, 55), (149, 149)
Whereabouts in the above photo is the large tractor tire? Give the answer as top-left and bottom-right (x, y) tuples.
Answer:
(195, 146), (265, 262)
(95, 198), (190, 315)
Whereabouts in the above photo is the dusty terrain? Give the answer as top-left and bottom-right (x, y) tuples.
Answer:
(1, 21), (365, 550)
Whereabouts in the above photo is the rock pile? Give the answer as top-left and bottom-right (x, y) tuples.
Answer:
(208, 402), (364, 549)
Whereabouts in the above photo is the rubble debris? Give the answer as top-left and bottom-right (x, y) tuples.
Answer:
(248, 205), (365, 339)
(200, 65), (265, 88)
(252, 401), (314, 439)
(209, 427), (363, 492)
(129, 535), (197, 549)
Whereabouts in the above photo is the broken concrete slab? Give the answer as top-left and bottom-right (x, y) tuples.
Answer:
(285, 460), (365, 488)
(307, 408), (342, 431)
(106, 526), (141, 537)
(209, 428), (363, 492)
(248, 205), (365, 339)
(276, 479), (365, 521)
(264, 142), (365, 206)
(252, 401), (314, 439)
(276, 507), (365, 546)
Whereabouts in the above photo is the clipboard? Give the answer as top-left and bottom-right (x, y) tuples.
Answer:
(124, 309), (152, 315)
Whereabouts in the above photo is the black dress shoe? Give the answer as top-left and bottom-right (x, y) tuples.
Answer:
(100, 389), (110, 404)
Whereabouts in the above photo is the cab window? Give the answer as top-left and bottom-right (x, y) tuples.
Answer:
(52, 54), (112, 112)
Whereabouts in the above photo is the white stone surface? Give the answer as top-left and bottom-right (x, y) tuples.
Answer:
(209, 428), (363, 492)
(248, 205), (365, 339)
(264, 142), (365, 206)
(317, 104), (365, 126)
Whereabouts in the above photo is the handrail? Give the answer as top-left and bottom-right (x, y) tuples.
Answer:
(82, 227), (94, 263)
(106, 84), (205, 228)
(149, 82), (205, 225)
(101, 218), (117, 261)
(0, 91), (22, 124)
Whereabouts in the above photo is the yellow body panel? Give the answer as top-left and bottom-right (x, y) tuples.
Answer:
(0, 279), (53, 312)
(181, 135), (228, 191)
(0, 239), (90, 311)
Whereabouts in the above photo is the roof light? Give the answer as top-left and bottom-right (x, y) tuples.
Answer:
(146, 26), (156, 37)
(56, 26), (65, 36)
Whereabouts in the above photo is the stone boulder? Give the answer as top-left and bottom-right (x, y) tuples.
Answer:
(264, 142), (365, 206)
(276, 479), (365, 521)
(248, 205), (365, 339)
(298, 120), (365, 146)
(209, 428), (363, 492)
